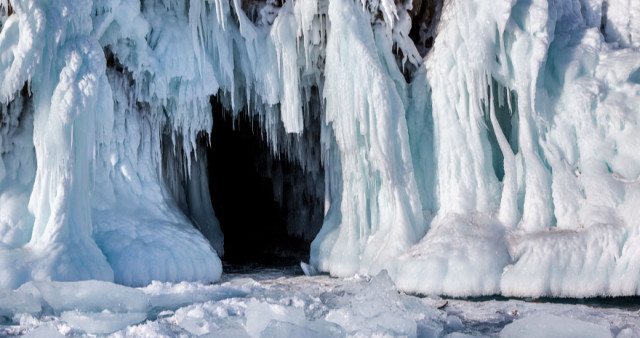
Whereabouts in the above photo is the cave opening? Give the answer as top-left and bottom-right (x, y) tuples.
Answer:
(206, 98), (324, 267)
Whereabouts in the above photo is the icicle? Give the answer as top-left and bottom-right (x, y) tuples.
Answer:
(488, 78), (518, 228)
(272, 1), (303, 134)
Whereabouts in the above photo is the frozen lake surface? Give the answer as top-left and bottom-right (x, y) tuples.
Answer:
(1, 265), (639, 337)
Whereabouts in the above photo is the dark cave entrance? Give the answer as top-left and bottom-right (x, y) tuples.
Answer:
(206, 99), (324, 266)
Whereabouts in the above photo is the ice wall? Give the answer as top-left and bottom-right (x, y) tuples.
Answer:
(393, 0), (640, 297)
(0, 0), (640, 297)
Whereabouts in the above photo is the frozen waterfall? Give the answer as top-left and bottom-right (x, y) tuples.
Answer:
(0, 0), (640, 297)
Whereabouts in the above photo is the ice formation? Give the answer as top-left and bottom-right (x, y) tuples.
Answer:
(0, 0), (639, 297)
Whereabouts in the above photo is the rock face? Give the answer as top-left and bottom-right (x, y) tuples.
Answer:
(2, 1), (12, 16)
(408, 0), (442, 55)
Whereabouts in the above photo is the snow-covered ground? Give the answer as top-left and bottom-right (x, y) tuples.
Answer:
(1, 266), (638, 337)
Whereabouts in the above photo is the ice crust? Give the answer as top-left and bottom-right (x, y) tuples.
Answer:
(1, 273), (639, 337)
(0, 0), (639, 297)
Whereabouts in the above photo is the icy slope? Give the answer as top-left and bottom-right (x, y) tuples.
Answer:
(0, 0), (639, 297)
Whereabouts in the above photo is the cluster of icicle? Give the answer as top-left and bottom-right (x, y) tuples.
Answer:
(1, 0), (640, 297)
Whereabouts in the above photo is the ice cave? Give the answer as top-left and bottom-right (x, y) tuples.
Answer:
(3, 0), (640, 335)
(1, 0), (640, 301)
(207, 98), (323, 264)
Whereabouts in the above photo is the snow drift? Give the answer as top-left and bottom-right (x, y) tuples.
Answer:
(0, 0), (639, 297)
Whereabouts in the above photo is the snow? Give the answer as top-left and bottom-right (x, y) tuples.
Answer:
(392, 214), (510, 296)
(1, 271), (639, 337)
(0, 0), (640, 299)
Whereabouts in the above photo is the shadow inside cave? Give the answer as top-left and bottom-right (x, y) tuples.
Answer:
(206, 99), (323, 268)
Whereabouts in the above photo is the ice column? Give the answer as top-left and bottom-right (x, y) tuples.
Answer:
(311, 0), (425, 276)
(0, 0), (115, 288)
